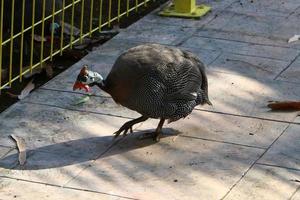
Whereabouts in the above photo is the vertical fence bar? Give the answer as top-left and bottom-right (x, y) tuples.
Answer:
(89, 0), (94, 36)
(126, 0), (129, 16)
(50, 0), (56, 61)
(98, 0), (103, 31)
(135, 0), (138, 12)
(144, 0), (147, 7)
(19, 0), (26, 82)
(70, 0), (75, 48)
(80, 0), (84, 43)
(9, 0), (15, 87)
(60, 0), (65, 55)
(117, 0), (121, 22)
(0, 0), (4, 88)
(108, 0), (112, 27)
(30, 0), (36, 73)
(40, 0), (46, 68)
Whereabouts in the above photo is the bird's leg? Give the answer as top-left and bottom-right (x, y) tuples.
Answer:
(113, 116), (148, 138)
(139, 118), (165, 142)
(153, 118), (165, 141)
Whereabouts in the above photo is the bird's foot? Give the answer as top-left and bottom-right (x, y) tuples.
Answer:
(138, 132), (161, 142)
(113, 122), (134, 138)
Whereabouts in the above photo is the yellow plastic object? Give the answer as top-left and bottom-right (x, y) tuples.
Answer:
(159, 0), (211, 18)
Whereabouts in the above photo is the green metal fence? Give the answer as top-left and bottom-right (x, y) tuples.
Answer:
(0, 0), (154, 90)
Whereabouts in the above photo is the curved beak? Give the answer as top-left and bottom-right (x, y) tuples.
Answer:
(73, 81), (91, 92)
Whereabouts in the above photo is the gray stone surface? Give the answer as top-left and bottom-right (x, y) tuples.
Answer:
(1, 0), (300, 199)
(20, 89), (290, 148)
(258, 124), (300, 170)
(277, 56), (300, 83)
(292, 188), (300, 200)
(195, 29), (297, 49)
(0, 146), (13, 159)
(207, 53), (289, 79)
(113, 21), (197, 45)
(201, 71), (300, 122)
(0, 178), (130, 200)
(66, 132), (264, 200)
(224, 165), (300, 200)
(181, 36), (299, 62)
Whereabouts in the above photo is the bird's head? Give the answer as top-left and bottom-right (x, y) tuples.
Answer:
(73, 65), (103, 92)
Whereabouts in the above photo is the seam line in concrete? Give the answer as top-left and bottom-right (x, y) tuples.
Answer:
(20, 101), (300, 126)
(39, 88), (110, 98)
(289, 186), (300, 200)
(195, 108), (300, 125)
(22, 101), (134, 120)
(0, 147), (15, 159)
(224, 52), (291, 62)
(179, 135), (266, 150)
(274, 53), (300, 80)
(255, 163), (300, 172)
(221, 123), (291, 200)
(0, 176), (138, 200)
(62, 138), (123, 187)
(194, 35), (297, 51)
(202, 27), (292, 46)
(0, 144), (14, 149)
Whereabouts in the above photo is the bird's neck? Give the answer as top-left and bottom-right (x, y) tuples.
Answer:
(96, 80), (109, 93)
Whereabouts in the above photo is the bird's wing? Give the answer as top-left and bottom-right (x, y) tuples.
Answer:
(163, 60), (203, 103)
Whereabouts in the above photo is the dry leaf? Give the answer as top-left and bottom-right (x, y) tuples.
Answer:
(33, 34), (47, 42)
(61, 21), (80, 36)
(288, 35), (300, 43)
(18, 80), (35, 100)
(10, 134), (26, 165)
(44, 63), (54, 78)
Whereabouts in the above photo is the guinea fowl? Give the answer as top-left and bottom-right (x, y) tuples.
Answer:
(73, 44), (211, 141)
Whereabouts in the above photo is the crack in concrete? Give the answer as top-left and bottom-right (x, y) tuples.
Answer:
(221, 123), (292, 199)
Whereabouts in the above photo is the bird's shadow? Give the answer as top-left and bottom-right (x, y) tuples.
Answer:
(0, 128), (179, 170)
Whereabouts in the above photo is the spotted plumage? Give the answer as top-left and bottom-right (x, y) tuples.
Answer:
(73, 44), (211, 141)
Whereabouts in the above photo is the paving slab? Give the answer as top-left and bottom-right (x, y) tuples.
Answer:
(258, 123), (300, 170)
(195, 29), (297, 49)
(66, 131), (264, 200)
(181, 35), (299, 62)
(0, 150), (93, 187)
(0, 102), (124, 149)
(292, 188), (300, 200)
(223, 165), (300, 200)
(0, 146), (13, 159)
(225, 0), (300, 17)
(207, 53), (289, 79)
(277, 55), (300, 83)
(21, 88), (289, 149)
(0, 178), (131, 200)
(203, 10), (288, 40)
(200, 71), (300, 122)
(1, 0), (300, 199)
(113, 21), (197, 46)
(0, 103), (133, 185)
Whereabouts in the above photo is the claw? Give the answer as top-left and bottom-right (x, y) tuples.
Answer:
(113, 125), (132, 138)
(112, 116), (149, 139)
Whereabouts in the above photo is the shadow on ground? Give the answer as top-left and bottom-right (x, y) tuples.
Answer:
(0, 128), (178, 170)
